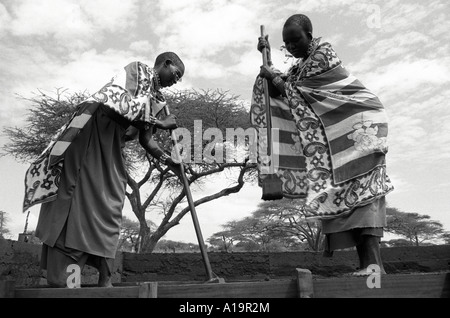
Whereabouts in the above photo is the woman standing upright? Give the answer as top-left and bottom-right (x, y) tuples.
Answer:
(253, 14), (394, 275)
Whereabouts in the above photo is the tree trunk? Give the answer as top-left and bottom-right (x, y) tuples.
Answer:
(143, 234), (161, 253)
(137, 223), (151, 253)
(222, 235), (228, 253)
(314, 229), (324, 252)
(305, 236), (315, 251)
(140, 227), (169, 253)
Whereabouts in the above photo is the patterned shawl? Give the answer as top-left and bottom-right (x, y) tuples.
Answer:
(286, 41), (389, 184)
(297, 64), (388, 184)
(23, 62), (166, 211)
(251, 38), (392, 205)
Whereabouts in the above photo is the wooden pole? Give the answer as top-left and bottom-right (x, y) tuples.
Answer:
(163, 105), (217, 283)
(259, 25), (283, 201)
(0, 211), (5, 237)
(260, 25), (273, 159)
(138, 282), (158, 298)
(296, 268), (314, 298)
(24, 210), (30, 234)
(0, 280), (15, 298)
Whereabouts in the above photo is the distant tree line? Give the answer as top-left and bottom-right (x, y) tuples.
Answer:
(206, 202), (450, 252)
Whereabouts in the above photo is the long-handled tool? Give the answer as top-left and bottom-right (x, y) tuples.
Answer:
(163, 104), (224, 283)
(260, 25), (283, 201)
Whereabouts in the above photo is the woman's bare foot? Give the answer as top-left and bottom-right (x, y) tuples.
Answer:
(352, 268), (374, 276)
(355, 235), (387, 276)
(97, 258), (114, 288)
(98, 273), (113, 288)
(351, 266), (387, 277)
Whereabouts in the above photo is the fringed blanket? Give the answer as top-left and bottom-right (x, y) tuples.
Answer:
(23, 61), (165, 211)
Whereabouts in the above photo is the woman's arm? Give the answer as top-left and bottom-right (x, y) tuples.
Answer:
(138, 128), (182, 176)
(258, 35), (273, 66)
(132, 114), (178, 131)
(271, 75), (287, 97)
(259, 66), (287, 98)
(125, 112), (178, 142)
(124, 125), (140, 142)
(139, 128), (171, 164)
(257, 35), (287, 97)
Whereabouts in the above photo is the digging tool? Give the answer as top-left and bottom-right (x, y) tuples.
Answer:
(163, 104), (224, 284)
(260, 25), (283, 201)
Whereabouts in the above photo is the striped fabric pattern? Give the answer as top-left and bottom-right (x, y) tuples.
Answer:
(250, 77), (308, 198)
(298, 64), (389, 184)
(23, 102), (99, 211)
(47, 102), (99, 167)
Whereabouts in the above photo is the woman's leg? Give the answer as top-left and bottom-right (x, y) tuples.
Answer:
(42, 244), (88, 287)
(97, 258), (113, 288)
(86, 256), (114, 287)
(356, 243), (365, 269)
(354, 234), (386, 276)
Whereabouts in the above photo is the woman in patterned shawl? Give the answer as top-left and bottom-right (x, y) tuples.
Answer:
(33, 52), (185, 287)
(256, 15), (394, 275)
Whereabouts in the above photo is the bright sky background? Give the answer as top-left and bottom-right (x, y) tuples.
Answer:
(1, 0), (449, 245)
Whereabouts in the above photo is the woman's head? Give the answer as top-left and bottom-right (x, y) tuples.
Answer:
(282, 14), (313, 59)
(154, 52), (185, 88)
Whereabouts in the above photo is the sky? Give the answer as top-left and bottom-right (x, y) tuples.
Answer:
(0, 0), (449, 245)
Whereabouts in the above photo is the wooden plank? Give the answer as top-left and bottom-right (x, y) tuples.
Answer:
(313, 273), (450, 298)
(158, 280), (297, 298)
(139, 282), (158, 298)
(0, 281), (15, 298)
(14, 285), (142, 298)
(11, 272), (450, 298)
(296, 268), (314, 298)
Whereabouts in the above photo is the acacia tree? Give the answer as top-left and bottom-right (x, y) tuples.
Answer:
(385, 207), (445, 246)
(441, 232), (450, 245)
(209, 198), (324, 252)
(252, 199), (324, 251)
(153, 240), (199, 253)
(2, 88), (257, 253)
(207, 231), (236, 252)
(221, 218), (279, 252)
(117, 216), (155, 252)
